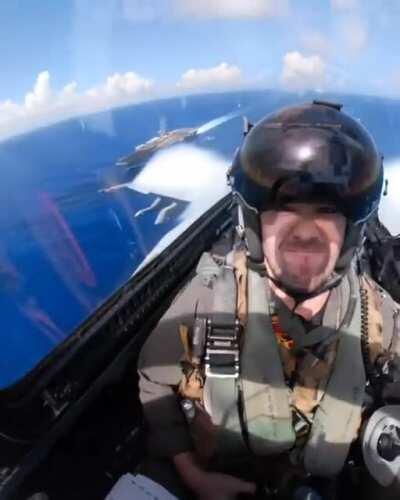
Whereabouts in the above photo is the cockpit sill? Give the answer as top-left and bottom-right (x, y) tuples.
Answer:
(0, 195), (232, 499)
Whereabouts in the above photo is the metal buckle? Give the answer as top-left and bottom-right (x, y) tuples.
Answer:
(292, 408), (311, 439)
(205, 319), (241, 379)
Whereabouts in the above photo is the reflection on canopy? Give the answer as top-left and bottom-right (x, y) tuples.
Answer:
(1, 89), (400, 388)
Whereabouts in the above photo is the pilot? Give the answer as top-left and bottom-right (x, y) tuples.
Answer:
(137, 101), (400, 499)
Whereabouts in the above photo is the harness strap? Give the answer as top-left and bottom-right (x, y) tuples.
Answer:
(203, 263), (248, 455)
(291, 342), (338, 416)
(203, 377), (247, 455)
(184, 250), (384, 477)
(241, 268), (296, 455)
(234, 250), (248, 327)
(303, 268), (366, 476)
(278, 282), (345, 420)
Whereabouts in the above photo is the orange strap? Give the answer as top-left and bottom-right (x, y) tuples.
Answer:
(234, 249), (248, 327)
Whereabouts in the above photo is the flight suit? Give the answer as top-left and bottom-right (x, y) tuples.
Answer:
(137, 254), (400, 499)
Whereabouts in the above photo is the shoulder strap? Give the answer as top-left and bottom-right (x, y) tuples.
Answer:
(202, 261), (249, 455)
(303, 268), (366, 476)
(203, 249), (296, 456)
(240, 268), (296, 454)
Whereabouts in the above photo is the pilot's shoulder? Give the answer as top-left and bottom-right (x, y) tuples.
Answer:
(362, 272), (400, 351)
(363, 272), (400, 309)
(139, 231), (232, 357)
(138, 244), (227, 368)
(138, 273), (201, 360)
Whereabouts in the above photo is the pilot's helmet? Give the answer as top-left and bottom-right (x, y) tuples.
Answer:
(228, 101), (384, 298)
(230, 100), (383, 225)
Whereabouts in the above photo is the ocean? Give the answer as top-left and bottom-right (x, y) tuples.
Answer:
(0, 89), (399, 388)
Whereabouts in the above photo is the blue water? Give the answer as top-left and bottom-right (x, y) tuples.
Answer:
(1, 89), (400, 389)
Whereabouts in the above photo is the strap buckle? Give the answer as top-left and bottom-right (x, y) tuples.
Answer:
(292, 408), (311, 440)
(205, 319), (241, 379)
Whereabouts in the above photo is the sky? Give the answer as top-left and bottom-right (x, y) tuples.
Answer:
(1, 0), (400, 138)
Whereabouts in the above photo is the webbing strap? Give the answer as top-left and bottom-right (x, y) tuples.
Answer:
(199, 249), (367, 472)
(203, 264), (248, 455)
(277, 286), (341, 349)
(203, 377), (248, 455)
(210, 264), (237, 327)
(241, 269), (296, 455)
(303, 268), (366, 477)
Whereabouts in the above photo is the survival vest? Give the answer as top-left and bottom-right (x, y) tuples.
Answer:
(178, 248), (388, 477)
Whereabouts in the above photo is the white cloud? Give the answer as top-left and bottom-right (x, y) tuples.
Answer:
(25, 71), (53, 111)
(331, 0), (359, 10)
(130, 144), (229, 202)
(339, 17), (368, 55)
(0, 70), (154, 141)
(126, 144), (230, 273)
(86, 72), (153, 100)
(281, 51), (327, 91)
(177, 62), (243, 92)
(177, 0), (289, 18)
(0, 100), (21, 122)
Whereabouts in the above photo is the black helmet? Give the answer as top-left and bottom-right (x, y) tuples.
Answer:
(229, 100), (384, 300)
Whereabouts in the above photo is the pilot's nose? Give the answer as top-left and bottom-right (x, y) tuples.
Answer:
(290, 218), (321, 242)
